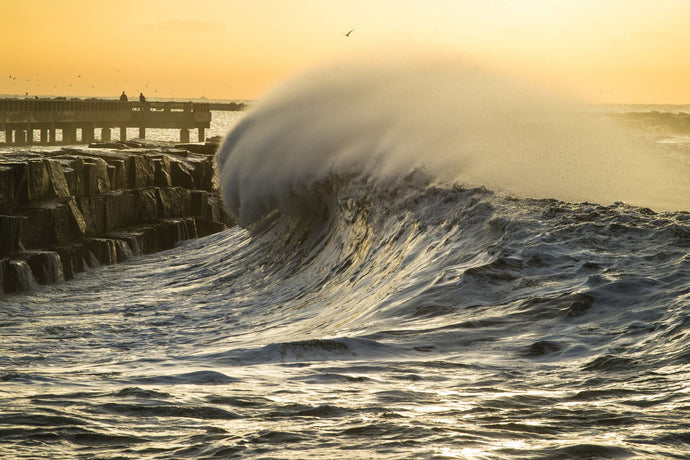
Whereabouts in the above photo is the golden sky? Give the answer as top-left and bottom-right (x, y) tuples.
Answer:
(2, 0), (690, 103)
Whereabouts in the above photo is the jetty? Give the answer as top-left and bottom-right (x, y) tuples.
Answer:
(0, 140), (234, 294)
(1, 99), (212, 145)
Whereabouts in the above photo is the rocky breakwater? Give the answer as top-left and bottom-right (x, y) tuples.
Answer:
(0, 141), (234, 294)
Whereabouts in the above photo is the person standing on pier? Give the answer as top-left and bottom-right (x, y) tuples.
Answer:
(119, 91), (128, 101)
(139, 92), (149, 111)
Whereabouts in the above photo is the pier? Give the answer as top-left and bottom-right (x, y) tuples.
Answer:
(0, 99), (211, 145)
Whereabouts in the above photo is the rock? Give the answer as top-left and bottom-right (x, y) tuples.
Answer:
(189, 190), (209, 218)
(83, 157), (111, 195)
(187, 156), (215, 191)
(155, 167), (172, 187)
(130, 224), (162, 254)
(20, 159), (51, 202)
(104, 190), (141, 230)
(58, 155), (107, 198)
(67, 198), (87, 235)
(86, 238), (117, 265)
(184, 218), (198, 239)
(20, 250), (65, 285)
(60, 163), (77, 197)
(0, 259), (5, 294)
(170, 160), (196, 189)
(53, 243), (87, 281)
(174, 142), (219, 155)
(0, 164), (18, 210)
(88, 141), (127, 149)
(44, 159), (71, 198)
(19, 198), (86, 247)
(137, 187), (159, 222)
(0, 215), (25, 256)
(126, 154), (155, 188)
(196, 219), (227, 237)
(106, 165), (116, 189)
(142, 155), (157, 186)
(162, 219), (185, 248)
(112, 239), (133, 263)
(105, 159), (127, 190)
(157, 187), (190, 218)
(154, 157), (173, 187)
(63, 157), (86, 197)
(1, 258), (38, 293)
(79, 195), (107, 235)
(127, 154), (146, 188)
(106, 229), (145, 258)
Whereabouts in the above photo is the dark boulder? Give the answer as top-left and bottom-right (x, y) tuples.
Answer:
(0, 215), (26, 256)
(170, 160), (196, 189)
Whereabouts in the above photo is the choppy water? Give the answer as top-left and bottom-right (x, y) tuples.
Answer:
(3, 172), (690, 459)
(2, 61), (690, 459)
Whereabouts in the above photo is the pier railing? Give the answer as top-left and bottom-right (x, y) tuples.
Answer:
(0, 99), (212, 144)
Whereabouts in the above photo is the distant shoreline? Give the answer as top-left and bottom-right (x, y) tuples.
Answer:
(207, 101), (248, 111)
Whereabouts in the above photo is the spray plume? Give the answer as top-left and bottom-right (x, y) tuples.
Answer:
(217, 53), (690, 226)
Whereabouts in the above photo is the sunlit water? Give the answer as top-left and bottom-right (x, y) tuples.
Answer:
(2, 174), (690, 459)
(2, 67), (690, 458)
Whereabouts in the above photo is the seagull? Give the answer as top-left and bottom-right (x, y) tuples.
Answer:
(343, 29), (354, 37)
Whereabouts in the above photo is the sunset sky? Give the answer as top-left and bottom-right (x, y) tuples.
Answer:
(2, 0), (690, 103)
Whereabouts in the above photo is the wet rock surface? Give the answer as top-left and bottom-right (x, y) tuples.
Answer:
(0, 143), (233, 294)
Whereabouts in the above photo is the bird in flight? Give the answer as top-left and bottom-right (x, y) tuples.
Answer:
(343, 29), (354, 37)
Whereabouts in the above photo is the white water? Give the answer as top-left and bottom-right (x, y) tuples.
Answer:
(217, 56), (690, 226)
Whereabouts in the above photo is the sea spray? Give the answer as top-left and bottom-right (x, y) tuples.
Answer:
(217, 54), (690, 225)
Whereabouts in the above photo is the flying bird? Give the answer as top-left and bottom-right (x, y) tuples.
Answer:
(343, 29), (354, 37)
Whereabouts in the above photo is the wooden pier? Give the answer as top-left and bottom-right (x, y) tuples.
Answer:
(0, 99), (211, 145)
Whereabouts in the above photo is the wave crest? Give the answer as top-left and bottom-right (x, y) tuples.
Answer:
(216, 54), (690, 227)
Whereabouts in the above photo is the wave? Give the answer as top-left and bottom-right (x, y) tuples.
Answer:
(202, 160), (690, 370)
(211, 55), (690, 370)
(216, 54), (690, 230)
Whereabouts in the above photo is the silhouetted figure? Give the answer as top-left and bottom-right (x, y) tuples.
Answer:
(119, 91), (128, 101)
(139, 92), (146, 102)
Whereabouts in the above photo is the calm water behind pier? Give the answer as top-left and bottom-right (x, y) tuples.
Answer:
(136, 110), (246, 143)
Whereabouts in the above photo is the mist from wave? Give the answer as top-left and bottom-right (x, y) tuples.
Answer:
(216, 53), (690, 229)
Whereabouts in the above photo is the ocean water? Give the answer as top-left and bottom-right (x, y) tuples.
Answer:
(2, 60), (690, 459)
